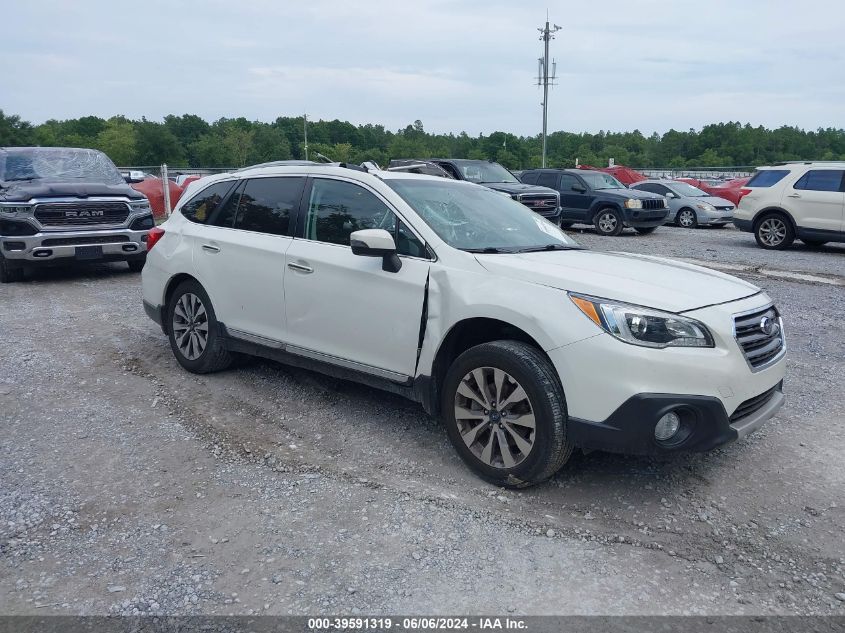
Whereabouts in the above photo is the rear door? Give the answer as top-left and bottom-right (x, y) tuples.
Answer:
(283, 177), (431, 378)
(192, 176), (304, 343)
(786, 169), (845, 234)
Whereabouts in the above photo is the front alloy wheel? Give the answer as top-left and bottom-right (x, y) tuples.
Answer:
(594, 208), (624, 236)
(454, 367), (536, 469)
(677, 209), (697, 228)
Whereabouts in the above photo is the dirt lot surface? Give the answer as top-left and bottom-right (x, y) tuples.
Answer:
(1, 226), (844, 616)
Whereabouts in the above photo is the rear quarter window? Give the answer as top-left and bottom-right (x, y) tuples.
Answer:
(746, 170), (789, 188)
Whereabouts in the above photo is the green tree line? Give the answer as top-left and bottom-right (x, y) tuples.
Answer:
(2, 110), (844, 170)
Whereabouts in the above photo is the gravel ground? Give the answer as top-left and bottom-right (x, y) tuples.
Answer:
(1, 228), (844, 616)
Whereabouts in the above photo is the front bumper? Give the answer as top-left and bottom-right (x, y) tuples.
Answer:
(1, 227), (149, 263)
(535, 206), (563, 222)
(567, 382), (784, 454)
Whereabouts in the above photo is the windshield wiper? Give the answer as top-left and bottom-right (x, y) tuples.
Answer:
(463, 247), (514, 254)
(516, 244), (582, 253)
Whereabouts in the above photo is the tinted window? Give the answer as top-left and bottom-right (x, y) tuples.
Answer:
(305, 179), (395, 246)
(634, 183), (664, 195)
(520, 171), (539, 185)
(746, 170), (789, 187)
(397, 220), (427, 258)
(793, 169), (844, 192)
(210, 182), (242, 228)
(180, 181), (235, 224)
(559, 174), (580, 191)
(233, 177), (304, 236)
(536, 172), (560, 188)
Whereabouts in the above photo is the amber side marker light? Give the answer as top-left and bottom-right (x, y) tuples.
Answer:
(570, 295), (602, 327)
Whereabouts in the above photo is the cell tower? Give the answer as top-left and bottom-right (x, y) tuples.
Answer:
(537, 17), (561, 168)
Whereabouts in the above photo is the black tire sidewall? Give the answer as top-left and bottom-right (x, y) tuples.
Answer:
(441, 341), (569, 487)
(166, 280), (225, 373)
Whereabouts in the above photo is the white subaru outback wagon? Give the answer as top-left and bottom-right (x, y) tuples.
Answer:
(142, 163), (786, 487)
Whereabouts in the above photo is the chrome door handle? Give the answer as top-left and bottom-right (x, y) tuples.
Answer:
(287, 262), (313, 273)
(201, 244), (220, 253)
(786, 193), (801, 198)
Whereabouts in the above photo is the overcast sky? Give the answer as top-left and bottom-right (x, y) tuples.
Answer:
(3, 0), (843, 136)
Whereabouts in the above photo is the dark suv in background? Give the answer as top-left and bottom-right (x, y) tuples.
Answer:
(399, 159), (562, 223)
(520, 168), (669, 236)
(0, 147), (154, 282)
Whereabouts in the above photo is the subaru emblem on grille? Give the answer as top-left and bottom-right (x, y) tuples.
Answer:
(760, 316), (778, 336)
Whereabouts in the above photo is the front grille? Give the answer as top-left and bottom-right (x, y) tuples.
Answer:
(730, 384), (780, 423)
(34, 202), (130, 227)
(519, 194), (558, 215)
(734, 305), (784, 370)
(716, 205), (735, 211)
(41, 235), (130, 247)
(641, 199), (665, 210)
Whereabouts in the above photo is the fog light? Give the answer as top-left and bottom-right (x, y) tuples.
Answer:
(655, 411), (681, 441)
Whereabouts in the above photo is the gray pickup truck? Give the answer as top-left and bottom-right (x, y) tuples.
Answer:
(0, 147), (154, 282)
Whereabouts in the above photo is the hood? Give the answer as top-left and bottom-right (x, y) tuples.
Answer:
(483, 182), (558, 196)
(600, 188), (663, 200)
(0, 180), (145, 202)
(698, 195), (735, 207)
(474, 250), (759, 313)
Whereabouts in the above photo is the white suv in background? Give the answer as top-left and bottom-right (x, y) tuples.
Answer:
(141, 164), (786, 487)
(733, 162), (845, 249)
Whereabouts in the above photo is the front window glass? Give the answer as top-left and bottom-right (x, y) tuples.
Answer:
(0, 148), (124, 185)
(456, 162), (519, 184)
(668, 182), (708, 197)
(578, 172), (625, 190)
(385, 179), (581, 253)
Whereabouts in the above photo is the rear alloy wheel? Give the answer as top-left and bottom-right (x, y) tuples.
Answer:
(594, 208), (624, 236)
(0, 254), (24, 283)
(676, 208), (698, 228)
(755, 213), (795, 250)
(442, 340), (573, 488)
(166, 280), (233, 373)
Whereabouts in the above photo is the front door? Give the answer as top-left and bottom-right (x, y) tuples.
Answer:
(283, 177), (431, 379)
(558, 173), (591, 220)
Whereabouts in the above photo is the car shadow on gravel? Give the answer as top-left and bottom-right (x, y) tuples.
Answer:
(18, 262), (138, 283)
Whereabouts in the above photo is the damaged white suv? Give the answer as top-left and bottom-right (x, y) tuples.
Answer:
(142, 164), (786, 487)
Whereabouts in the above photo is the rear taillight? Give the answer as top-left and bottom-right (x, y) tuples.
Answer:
(737, 188), (752, 205)
(146, 226), (165, 250)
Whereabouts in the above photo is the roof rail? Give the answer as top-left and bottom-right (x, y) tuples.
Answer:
(772, 160), (845, 166)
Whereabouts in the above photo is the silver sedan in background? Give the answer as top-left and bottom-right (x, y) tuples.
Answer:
(631, 179), (735, 228)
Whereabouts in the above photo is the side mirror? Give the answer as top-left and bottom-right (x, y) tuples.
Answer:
(350, 229), (402, 273)
(571, 185), (586, 193)
(124, 170), (146, 184)
(665, 192), (677, 199)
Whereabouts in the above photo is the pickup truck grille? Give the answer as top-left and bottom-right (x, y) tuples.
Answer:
(518, 194), (559, 216)
(34, 202), (130, 227)
(734, 306), (784, 370)
(641, 199), (665, 210)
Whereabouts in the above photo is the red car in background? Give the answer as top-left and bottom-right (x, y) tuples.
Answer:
(577, 164), (647, 186)
(122, 171), (184, 219)
(676, 176), (751, 206)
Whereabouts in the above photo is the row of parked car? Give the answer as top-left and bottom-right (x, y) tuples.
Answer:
(392, 158), (845, 249)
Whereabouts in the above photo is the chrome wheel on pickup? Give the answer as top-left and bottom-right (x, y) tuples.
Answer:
(442, 340), (573, 488)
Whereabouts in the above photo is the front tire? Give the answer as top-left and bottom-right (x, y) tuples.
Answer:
(754, 212), (795, 250)
(441, 340), (573, 488)
(676, 208), (698, 228)
(0, 254), (24, 283)
(594, 208), (624, 236)
(166, 279), (233, 374)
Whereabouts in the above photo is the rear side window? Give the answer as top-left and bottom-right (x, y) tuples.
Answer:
(180, 181), (235, 224)
(520, 171), (538, 184)
(792, 169), (844, 192)
(746, 170), (789, 188)
(233, 177), (305, 236)
(536, 172), (560, 188)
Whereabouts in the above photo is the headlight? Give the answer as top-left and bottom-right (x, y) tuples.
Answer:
(624, 198), (643, 209)
(569, 293), (714, 348)
(130, 200), (152, 212)
(663, 198), (669, 208)
(695, 203), (716, 212)
(0, 204), (33, 218)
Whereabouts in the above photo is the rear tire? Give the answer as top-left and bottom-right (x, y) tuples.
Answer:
(754, 212), (795, 250)
(635, 226), (658, 235)
(594, 208), (624, 236)
(166, 279), (233, 374)
(0, 254), (24, 283)
(441, 340), (573, 488)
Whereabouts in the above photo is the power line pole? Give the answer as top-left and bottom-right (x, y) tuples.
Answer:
(303, 114), (309, 161)
(537, 17), (561, 168)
